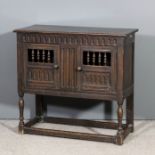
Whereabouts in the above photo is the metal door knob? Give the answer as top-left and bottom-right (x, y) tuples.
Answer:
(77, 66), (82, 71)
(54, 64), (59, 69)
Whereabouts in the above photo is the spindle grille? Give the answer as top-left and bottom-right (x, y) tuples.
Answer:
(83, 51), (111, 66)
(28, 49), (54, 63)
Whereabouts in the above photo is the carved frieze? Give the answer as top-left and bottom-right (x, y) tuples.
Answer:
(17, 33), (118, 46)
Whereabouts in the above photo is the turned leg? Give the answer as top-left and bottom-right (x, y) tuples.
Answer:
(116, 98), (124, 145)
(18, 95), (24, 134)
(126, 93), (134, 132)
(36, 95), (46, 119)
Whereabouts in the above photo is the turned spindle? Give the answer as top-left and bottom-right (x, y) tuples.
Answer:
(47, 50), (51, 63)
(32, 49), (35, 62)
(87, 51), (90, 65)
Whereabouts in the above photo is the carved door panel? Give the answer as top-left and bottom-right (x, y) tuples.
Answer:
(23, 43), (60, 90)
(77, 46), (117, 92)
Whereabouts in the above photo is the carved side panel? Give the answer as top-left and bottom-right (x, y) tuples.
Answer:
(60, 47), (77, 90)
(123, 35), (134, 91)
(17, 41), (24, 96)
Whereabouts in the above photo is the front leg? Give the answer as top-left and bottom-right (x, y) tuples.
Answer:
(18, 95), (24, 134)
(116, 98), (124, 145)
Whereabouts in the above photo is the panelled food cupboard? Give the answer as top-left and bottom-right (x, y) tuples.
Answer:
(14, 25), (138, 145)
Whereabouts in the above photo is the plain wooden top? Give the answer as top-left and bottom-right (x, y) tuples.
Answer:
(14, 25), (138, 36)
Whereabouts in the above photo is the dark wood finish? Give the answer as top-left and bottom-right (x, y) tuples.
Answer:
(24, 117), (41, 127)
(14, 25), (138, 36)
(14, 25), (138, 145)
(117, 98), (124, 145)
(43, 117), (127, 129)
(24, 116), (131, 144)
(18, 96), (24, 133)
(24, 126), (116, 143)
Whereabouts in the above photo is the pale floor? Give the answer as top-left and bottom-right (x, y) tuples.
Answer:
(0, 120), (155, 155)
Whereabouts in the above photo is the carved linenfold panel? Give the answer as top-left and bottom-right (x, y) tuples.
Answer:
(60, 47), (77, 89)
(82, 72), (111, 90)
(17, 33), (118, 46)
(27, 68), (54, 82)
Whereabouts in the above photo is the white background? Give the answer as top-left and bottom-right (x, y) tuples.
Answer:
(0, 0), (154, 119)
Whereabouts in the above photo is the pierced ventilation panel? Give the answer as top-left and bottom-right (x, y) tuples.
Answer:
(28, 49), (54, 63)
(83, 51), (111, 66)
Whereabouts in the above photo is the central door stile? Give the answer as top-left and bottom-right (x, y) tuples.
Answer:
(60, 46), (78, 90)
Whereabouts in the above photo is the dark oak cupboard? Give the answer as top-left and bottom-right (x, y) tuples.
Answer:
(14, 25), (138, 145)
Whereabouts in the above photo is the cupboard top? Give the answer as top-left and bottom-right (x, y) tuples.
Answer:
(14, 25), (138, 37)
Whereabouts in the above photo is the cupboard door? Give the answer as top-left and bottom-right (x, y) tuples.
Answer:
(23, 43), (60, 90)
(77, 46), (117, 92)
